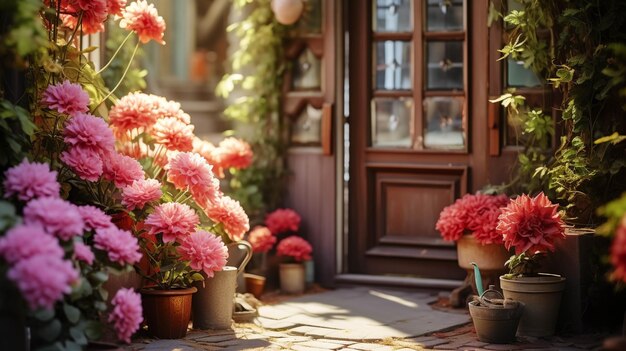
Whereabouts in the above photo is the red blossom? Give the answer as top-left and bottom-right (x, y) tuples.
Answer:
(265, 208), (301, 235)
(610, 217), (626, 283)
(276, 236), (312, 262)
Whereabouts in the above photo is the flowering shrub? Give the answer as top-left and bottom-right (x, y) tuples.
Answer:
(276, 236), (313, 262)
(265, 208), (302, 235)
(435, 193), (510, 245)
(496, 192), (566, 276)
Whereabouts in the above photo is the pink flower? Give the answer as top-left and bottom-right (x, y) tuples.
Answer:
(61, 147), (103, 182)
(497, 192), (565, 255)
(109, 92), (159, 136)
(205, 196), (250, 241)
(120, 0), (166, 44)
(109, 288), (143, 343)
(122, 178), (162, 210)
(73, 241), (95, 265)
(166, 152), (220, 206)
(144, 203), (199, 243)
(0, 224), (64, 264)
(177, 230), (228, 278)
(248, 226), (276, 253)
(151, 117), (194, 152)
(63, 112), (115, 157)
(23, 197), (85, 241)
(193, 137), (224, 177)
(611, 219), (626, 283)
(77, 205), (113, 231)
(435, 204), (466, 242)
(103, 153), (145, 188)
(8, 255), (78, 310)
(107, 0), (127, 16)
(216, 137), (253, 170)
(94, 227), (142, 265)
(76, 0), (109, 34)
(3, 159), (60, 201)
(265, 208), (301, 235)
(276, 236), (312, 262)
(41, 80), (90, 115)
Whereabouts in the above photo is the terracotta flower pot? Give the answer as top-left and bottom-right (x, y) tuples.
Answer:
(140, 287), (197, 339)
(469, 299), (525, 344)
(244, 273), (266, 298)
(456, 235), (510, 272)
(279, 263), (305, 294)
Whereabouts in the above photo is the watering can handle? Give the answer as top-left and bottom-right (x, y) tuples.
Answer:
(235, 240), (253, 276)
(471, 262), (484, 296)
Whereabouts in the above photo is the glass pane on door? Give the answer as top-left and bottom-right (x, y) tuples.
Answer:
(371, 98), (413, 148)
(423, 96), (465, 149)
(375, 41), (412, 90)
(425, 41), (463, 90)
(507, 58), (541, 87)
(426, 0), (464, 31)
(373, 0), (412, 32)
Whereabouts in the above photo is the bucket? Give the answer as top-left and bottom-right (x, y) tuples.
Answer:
(468, 286), (525, 344)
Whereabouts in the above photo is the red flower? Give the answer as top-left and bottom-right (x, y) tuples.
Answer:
(276, 236), (312, 262)
(497, 192), (565, 255)
(265, 208), (301, 235)
(610, 217), (626, 283)
(248, 226), (276, 253)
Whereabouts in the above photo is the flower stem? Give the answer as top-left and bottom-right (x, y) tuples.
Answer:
(92, 42), (139, 113)
(97, 31), (134, 74)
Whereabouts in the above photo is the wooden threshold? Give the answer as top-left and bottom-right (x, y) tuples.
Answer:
(334, 273), (463, 290)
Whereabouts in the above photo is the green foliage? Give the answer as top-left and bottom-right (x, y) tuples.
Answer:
(0, 100), (34, 169)
(0, 0), (48, 67)
(101, 22), (147, 96)
(504, 251), (545, 278)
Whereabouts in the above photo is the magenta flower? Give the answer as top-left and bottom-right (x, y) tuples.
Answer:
(205, 196), (250, 242)
(8, 255), (78, 310)
(178, 230), (228, 278)
(120, 0), (166, 44)
(276, 236), (313, 262)
(3, 159), (60, 201)
(611, 219), (626, 283)
(41, 80), (89, 115)
(94, 227), (142, 265)
(73, 241), (95, 265)
(63, 112), (115, 157)
(216, 137), (253, 170)
(248, 226), (276, 253)
(144, 203), (199, 243)
(23, 197), (85, 241)
(265, 208), (301, 235)
(166, 152), (220, 206)
(61, 147), (104, 182)
(109, 288), (143, 343)
(121, 178), (163, 210)
(497, 192), (565, 255)
(0, 224), (64, 264)
(151, 117), (194, 152)
(103, 153), (145, 188)
(77, 205), (113, 231)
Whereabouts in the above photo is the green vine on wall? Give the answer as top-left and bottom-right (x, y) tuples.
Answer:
(216, 0), (288, 222)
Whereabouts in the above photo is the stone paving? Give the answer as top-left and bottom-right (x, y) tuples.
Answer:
(126, 287), (609, 351)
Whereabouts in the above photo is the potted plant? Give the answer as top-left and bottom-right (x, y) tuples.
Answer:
(276, 235), (313, 294)
(497, 192), (567, 337)
(245, 225), (277, 297)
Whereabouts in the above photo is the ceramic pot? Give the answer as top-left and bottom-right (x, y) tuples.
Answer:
(103, 269), (143, 303)
(140, 287), (197, 339)
(456, 235), (510, 271)
(271, 0), (304, 25)
(244, 273), (266, 298)
(279, 263), (305, 294)
(469, 300), (524, 343)
(500, 274), (566, 337)
(192, 266), (238, 330)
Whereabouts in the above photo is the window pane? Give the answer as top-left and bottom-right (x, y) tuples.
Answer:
(423, 96), (465, 149)
(371, 98), (413, 148)
(426, 0), (464, 32)
(291, 105), (323, 145)
(292, 48), (322, 90)
(373, 0), (412, 32)
(507, 58), (541, 87)
(426, 41), (463, 90)
(375, 41), (412, 90)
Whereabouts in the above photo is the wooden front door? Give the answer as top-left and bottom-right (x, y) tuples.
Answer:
(348, 0), (495, 280)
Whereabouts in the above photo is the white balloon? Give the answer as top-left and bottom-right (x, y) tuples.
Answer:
(271, 0), (304, 25)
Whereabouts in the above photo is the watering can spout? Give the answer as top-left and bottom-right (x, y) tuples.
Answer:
(471, 262), (484, 296)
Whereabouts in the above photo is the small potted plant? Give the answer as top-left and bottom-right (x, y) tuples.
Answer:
(496, 192), (567, 337)
(245, 225), (277, 297)
(276, 235), (312, 294)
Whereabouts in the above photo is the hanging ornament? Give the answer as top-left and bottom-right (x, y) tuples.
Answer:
(271, 0), (304, 25)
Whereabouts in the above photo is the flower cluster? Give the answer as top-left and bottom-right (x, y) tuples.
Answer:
(248, 226), (277, 253)
(276, 235), (313, 262)
(109, 288), (143, 343)
(265, 208), (301, 235)
(436, 193), (510, 245)
(610, 218), (626, 283)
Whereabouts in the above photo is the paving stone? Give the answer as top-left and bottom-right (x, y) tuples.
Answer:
(296, 340), (346, 350)
(408, 335), (438, 343)
(464, 340), (489, 347)
(254, 316), (298, 329)
(258, 305), (303, 320)
(291, 345), (336, 351)
(219, 339), (270, 351)
(303, 326), (343, 338)
(348, 342), (394, 351)
(195, 334), (237, 343)
(317, 339), (355, 346)
(271, 336), (313, 345)
(414, 338), (448, 348)
(483, 344), (526, 350)
(142, 339), (201, 351)
(289, 326), (318, 335)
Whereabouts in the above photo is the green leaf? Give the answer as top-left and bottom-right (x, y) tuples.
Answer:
(69, 326), (88, 345)
(37, 319), (62, 342)
(63, 303), (81, 324)
(64, 340), (82, 351)
(83, 320), (103, 340)
(32, 308), (55, 322)
(190, 272), (205, 282)
(35, 342), (64, 351)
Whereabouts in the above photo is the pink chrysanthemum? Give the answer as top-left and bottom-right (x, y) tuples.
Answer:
(77, 0), (109, 34)
(23, 197), (85, 241)
(94, 227), (142, 265)
(122, 178), (162, 210)
(177, 230), (228, 278)
(151, 117), (194, 152)
(73, 241), (95, 265)
(120, 0), (166, 44)
(109, 92), (159, 136)
(265, 208), (301, 235)
(8, 255), (78, 310)
(107, 0), (127, 16)
(248, 226), (276, 253)
(3, 159), (60, 201)
(109, 288), (143, 343)
(144, 203), (199, 243)
(0, 224), (64, 264)
(216, 137), (253, 170)
(276, 236), (313, 262)
(41, 80), (90, 115)
(77, 205), (113, 231)
(497, 192), (565, 255)
(61, 147), (104, 182)
(64, 112), (115, 157)
(166, 152), (220, 206)
(611, 218), (626, 283)
(192, 137), (224, 177)
(103, 153), (145, 188)
(205, 196), (250, 242)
